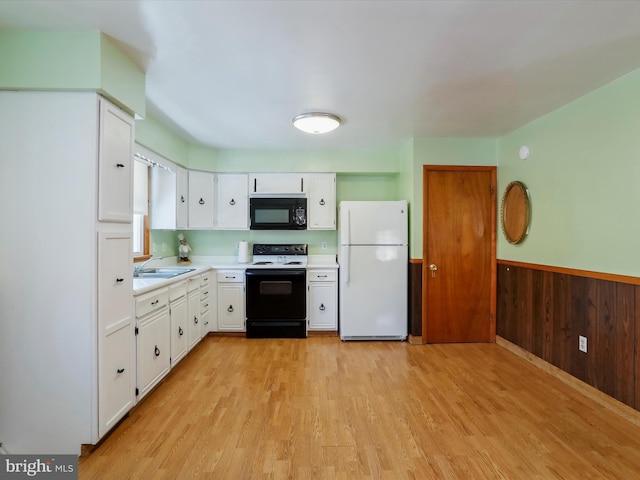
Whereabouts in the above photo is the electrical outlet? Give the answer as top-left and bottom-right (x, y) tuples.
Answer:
(321, 241), (328, 250)
(579, 335), (587, 353)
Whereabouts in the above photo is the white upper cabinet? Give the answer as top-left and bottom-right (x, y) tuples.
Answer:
(176, 166), (189, 229)
(308, 173), (336, 230)
(188, 171), (216, 229)
(98, 98), (135, 223)
(216, 173), (249, 230)
(249, 173), (308, 195)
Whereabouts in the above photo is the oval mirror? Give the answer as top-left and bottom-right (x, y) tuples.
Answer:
(501, 181), (530, 244)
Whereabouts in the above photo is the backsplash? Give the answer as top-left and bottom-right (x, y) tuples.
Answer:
(151, 229), (337, 257)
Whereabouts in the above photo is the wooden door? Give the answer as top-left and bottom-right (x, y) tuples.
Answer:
(422, 166), (496, 343)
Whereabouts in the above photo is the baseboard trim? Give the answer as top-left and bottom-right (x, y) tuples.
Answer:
(496, 336), (640, 427)
(408, 335), (423, 345)
(307, 331), (338, 337)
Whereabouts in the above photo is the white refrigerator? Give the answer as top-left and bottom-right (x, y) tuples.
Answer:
(338, 201), (408, 340)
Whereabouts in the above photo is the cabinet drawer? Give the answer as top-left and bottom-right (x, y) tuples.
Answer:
(308, 270), (336, 282)
(187, 276), (201, 292)
(217, 270), (244, 283)
(201, 299), (211, 314)
(200, 271), (211, 287)
(201, 287), (211, 302)
(135, 288), (169, 318)
(168, 281), (187, 302)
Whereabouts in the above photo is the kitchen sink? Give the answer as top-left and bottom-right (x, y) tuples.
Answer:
(133, 267), (196, 279)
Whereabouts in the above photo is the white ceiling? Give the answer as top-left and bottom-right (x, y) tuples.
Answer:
(2, 0), (640, 151)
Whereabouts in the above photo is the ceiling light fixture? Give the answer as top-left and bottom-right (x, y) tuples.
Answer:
(292, 112), (341, 134)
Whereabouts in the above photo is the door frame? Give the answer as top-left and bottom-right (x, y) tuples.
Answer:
(421, 165), (497, 344)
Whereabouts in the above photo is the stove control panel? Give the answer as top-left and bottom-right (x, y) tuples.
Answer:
(253, 243), (308, 256)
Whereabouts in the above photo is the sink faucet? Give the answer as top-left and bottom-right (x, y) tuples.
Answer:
(135, 256), (164, 273)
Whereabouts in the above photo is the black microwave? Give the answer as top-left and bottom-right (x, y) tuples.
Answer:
(250, 197), (307, 230)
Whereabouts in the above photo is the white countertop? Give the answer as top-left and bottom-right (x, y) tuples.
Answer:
(133, 255), (338, 295)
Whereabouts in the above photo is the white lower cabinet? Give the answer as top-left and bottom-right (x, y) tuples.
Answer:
(169, 281), (189, 367)
(100, 322), (134, 437)
(98, 232), (134, 438)
(307, 269), (338, 331)
(217, 270), (245, 331)
(187, 276), (202, 349)
(135, 287), (171, 401)
(200, 272), (213, 335)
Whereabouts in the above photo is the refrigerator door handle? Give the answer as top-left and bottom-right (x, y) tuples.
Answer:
(344, 245), (350, 284)
(341, 208), (351, 246)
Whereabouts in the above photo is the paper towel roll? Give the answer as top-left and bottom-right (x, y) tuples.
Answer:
(238, 241), (250, 263)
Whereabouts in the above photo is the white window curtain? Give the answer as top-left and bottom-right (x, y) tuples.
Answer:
(133, 159), (149, 215)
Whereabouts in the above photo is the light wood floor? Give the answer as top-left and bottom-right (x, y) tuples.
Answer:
(79, 337), (640, 479)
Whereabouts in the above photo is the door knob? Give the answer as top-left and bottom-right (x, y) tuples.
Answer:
(429, 263), (438, 278)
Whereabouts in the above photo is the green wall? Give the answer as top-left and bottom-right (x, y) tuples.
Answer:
(409, 138), (498, 258)
(0, 31), (145, 115)
(497, 68), (640, 276)
(136, 116), (190, 167)
(210, 147), (403, 173)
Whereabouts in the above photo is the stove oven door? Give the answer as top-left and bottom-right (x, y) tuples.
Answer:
(245, 268), (306, 320)
(245, 268), (306, 338)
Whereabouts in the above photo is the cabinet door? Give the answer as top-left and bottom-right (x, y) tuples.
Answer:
(218, 284), (245, 331)
(98, 97), (135, 223)
(308, 282), (337, 330)
(99, 322), (133, 437)
(136, 308), (171, 400)
(187, 289), (201, 348)
(308, 173), (336, 230)
(176, 166), (189, 229)
(249, 173), (307, 194)
(188, 171), (215, 229)
(170, 297), (188, 367)
(216, 174), (249, 229)
(98, 232), (132, 332)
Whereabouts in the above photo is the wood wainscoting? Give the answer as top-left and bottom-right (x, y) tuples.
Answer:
(408, 259), (423, 343)
(497, 260), (640, 411)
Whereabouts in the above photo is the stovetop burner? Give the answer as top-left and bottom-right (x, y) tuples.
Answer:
(250, 243), (308, 269)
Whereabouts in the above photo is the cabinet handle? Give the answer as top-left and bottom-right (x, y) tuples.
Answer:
(203, 277), (209, 281)
(319, 198), (325, 206)
(225, 276), (235, 279)
(154, 346), (160, 357)
(229, 198), (236, 205)
(199, 198), (205, 205)
(203, 291), (209, 295)
(300, 178), (304, 192)
(318, 275), (327, 278)
(180, 195), (185, 203)
(254, 178), (257, 192)
(116, 278), (124, 283)
(116, 368), (125, 374)
(151, 300), (159, 306)
(319, 304), (326, 311)
(179, 327), (183, 336)
(194, 316), (199, 324)
(227, 305), (234, 313)
(204, 303), (209, 308)
(116, 163), (125, 168)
